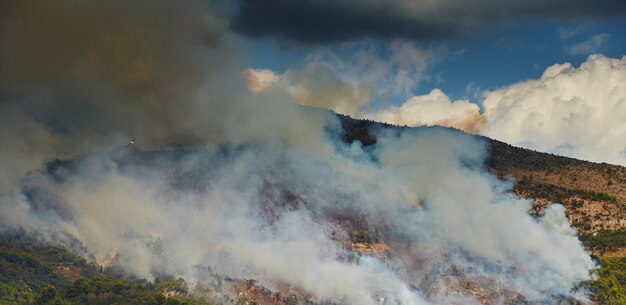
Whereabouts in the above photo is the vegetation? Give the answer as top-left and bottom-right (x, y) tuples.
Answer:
(486, 140), (579, 174)
(587, 257), (626, 305)
(36, 275), (210, 305)
(515, 176), (617, 204)
(0, 249), (69, 304)
(348, 228), (377, 244)
(0, 234), (215, 305)
(236, 297), (259, 305)
(339, 115), (380, 146)
(581, 231), (626, 254)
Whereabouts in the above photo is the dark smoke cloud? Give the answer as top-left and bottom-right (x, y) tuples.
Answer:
(0, 0), (228, 143)
(0, 0), (223, 86)
(0, 0), (294, 190)
(0, 0), (334, 192)
(231, 0), (626, 44)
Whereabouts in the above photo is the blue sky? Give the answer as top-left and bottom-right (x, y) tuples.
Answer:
(241, 17), (626, 105)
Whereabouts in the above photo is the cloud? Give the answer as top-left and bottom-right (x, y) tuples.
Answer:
(567, 33), (610, 55)
(244, 65), (373, 115)
(231, 0), (626, 44)
(372, 89), (485, 133)
(243, 46), (626, 167)
(369, 54), (626, 166)
(482, 54), (626, 165)
(244, 40), (437, 115)
(243, 69), (281, 93)
(557, 26), (582, 40)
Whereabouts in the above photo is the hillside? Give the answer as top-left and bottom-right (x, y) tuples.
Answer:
(488, 139), (626, 230)
(340, 115), (626, 252)
(1, 114), (625, 305)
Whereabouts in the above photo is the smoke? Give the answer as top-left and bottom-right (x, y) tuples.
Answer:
(0, 1), (596, 304)
(0, 0), (229, 191)
(372, 54), (626, 166)
(243, 44), (626, 167)
(0, 0), (337, 191)
(567, 33), (610, 55)
(372, 89), (485, 133)
(482, 54), (626, 166)
(0, 126), (595, 304)
(244, 40), (437, 116)
(261, 42), (626, 166)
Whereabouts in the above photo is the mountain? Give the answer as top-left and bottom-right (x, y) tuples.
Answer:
(341, 115), (626, 244)
(1, 113), (625, 305)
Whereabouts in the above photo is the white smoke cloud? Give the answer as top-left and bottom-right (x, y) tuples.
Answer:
(244, 65), (374, 115)
(243, 40), (438, 115)
(483, 54), (626, 165)
(243, 69), (280, 93)
(371, 89), (485, 133)
(372, 54), (626, 166)
(247, 45), (625, 167)
(305, 40), (435, 100)
(0, 125), (595, 304)
(567, 33), (610, 55)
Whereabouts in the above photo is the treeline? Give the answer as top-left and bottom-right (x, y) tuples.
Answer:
(0, 233), (216, 305)
(30, 275), (209, 305)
